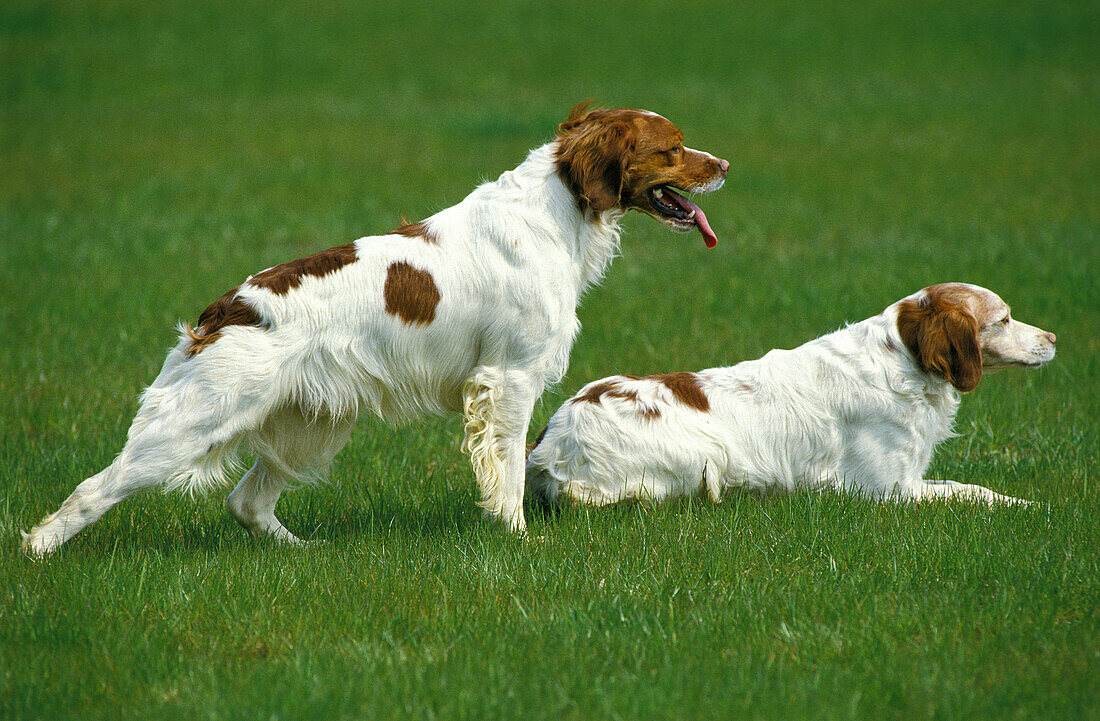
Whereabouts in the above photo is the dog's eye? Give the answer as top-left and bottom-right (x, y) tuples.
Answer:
(1000, 315), (1011, 325)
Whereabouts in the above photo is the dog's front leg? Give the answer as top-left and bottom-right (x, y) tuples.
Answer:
(899, 479), (1033, 506)
(461, 368), (539, 534)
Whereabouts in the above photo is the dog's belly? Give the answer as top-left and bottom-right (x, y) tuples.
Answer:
(716, 417), (842, 495)
(353, 323), (482, 422)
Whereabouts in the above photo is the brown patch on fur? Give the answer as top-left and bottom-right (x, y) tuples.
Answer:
(570, 380), (661, 420)
(622, 374), (710, 410)
(186, 243), (358, 355)
(186, 287), (266, 356)
(571, 381), (622, 405)
(383, 261), (441, 326)
(390, 219), (439, 244)
(897, 287), (983, 392)
(248, 243), (359, 296)
(649, 372), (710, 412)
(622, 373), (710, 410)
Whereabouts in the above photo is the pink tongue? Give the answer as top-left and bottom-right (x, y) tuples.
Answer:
(665, 188), (717, 248)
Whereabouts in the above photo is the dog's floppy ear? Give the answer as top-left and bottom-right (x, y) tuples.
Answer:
(897, 295), (983, 392)
(555, 104), (637, 214)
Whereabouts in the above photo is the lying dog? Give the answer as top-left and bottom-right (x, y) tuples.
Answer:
(22, 104), (729, 555)
(527, 284), (1055, 506)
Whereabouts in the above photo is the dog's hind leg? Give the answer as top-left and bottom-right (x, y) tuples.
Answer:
(225, 460), (305, 544)
(226, 406), (355, 544)
(21, 402), (248, 557)
(21, 460), (135, 556)
(22, 345), (277, 557)
(462, 368), (539, 535)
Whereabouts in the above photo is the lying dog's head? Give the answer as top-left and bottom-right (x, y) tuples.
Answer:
(554, 103), (729, 247)
(896, 283), (1056, 392)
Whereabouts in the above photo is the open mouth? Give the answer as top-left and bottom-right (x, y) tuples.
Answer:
(648, 185), (718, 248)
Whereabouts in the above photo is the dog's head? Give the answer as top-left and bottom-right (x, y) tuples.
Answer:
(554, 103), (729, 247)
(895, 283), (1056, 392)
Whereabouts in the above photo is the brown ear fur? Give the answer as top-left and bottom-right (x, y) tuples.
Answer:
(897, 296), (983, 392)
(555, 104), (637, 214)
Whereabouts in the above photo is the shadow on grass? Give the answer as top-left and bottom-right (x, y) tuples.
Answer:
(298, 486), (483, 543)
(30, 479), (1061, 561)
(25, 482), (558, 560)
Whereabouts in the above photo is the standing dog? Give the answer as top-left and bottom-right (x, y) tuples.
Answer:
(22, 104), (729, 555)
(527, 284), (1056, 506)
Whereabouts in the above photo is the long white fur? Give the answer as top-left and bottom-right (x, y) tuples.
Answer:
(23, 141), (628, 555)
(527, 285), (1055, 506)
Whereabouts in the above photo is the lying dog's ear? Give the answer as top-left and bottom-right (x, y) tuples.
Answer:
(897, 295), (982, 392)
(555, 105), (637, 214)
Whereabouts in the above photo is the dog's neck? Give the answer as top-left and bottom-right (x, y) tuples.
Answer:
(861, 307), (962, 416)
(470, 142), (624, 296)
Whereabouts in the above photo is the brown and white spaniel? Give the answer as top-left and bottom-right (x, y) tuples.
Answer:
(527, 284), (1056, 506)
(23, 103), (728, 555)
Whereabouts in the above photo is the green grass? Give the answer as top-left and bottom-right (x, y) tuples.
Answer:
(2, 1), (1098, 719)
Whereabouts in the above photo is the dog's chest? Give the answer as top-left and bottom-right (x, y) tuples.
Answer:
(481, 261), (581, 380)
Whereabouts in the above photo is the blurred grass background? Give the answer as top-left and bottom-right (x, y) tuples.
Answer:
(2, 1), (1098, 719)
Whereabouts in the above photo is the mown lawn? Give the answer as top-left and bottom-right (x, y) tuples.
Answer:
(2, 1), (1097, 719)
